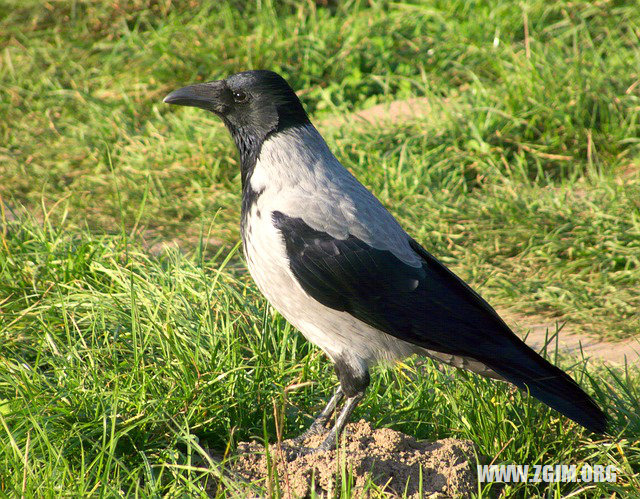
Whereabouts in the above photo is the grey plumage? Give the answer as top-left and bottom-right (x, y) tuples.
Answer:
(245, 124), (425, 373)
(164, 70), (608, 450)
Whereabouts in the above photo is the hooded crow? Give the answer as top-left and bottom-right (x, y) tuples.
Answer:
(164, 70), (608, 451)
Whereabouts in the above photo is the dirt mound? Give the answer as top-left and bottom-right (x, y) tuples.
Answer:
(233, 420), (478, 498)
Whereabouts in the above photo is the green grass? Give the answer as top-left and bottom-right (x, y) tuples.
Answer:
(1, 217), (639, 496)
(1, 0), (639, 496)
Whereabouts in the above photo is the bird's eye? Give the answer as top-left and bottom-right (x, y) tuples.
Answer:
(232, 90), (248, 103)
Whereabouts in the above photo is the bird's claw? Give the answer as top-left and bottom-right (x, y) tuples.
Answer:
(281, 436), (337, 461)
(282, 444), (316, 461)
(290, 421), (328, 445)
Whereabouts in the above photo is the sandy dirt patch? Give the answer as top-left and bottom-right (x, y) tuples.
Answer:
(232, 420), (478, 498)
(350, 97), (435, 125)
(501, 310), (640, 365)
(318, 97), (442, 130)
(521, 323), (640, 364)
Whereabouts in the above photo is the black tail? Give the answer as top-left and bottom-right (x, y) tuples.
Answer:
(404, 240), (609, 434)
(485, 339), (608, 434)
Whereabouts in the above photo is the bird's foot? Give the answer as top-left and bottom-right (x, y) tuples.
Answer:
(283, 425), (339, 461)
(281, 444), (316, 461)
(281, 437), (336, 461)
(290, 420), (329, 445)
(290, 386), (344, 446)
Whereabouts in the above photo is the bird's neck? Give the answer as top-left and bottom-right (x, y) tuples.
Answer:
(227, 116), (312, 194)
(235, 123), (340, 222)
(232, 122), (318, 188)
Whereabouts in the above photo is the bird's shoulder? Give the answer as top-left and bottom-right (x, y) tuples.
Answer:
(249, 124), (418, 264)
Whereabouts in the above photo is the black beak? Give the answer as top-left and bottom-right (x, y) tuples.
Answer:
(163, 80), (231, 113)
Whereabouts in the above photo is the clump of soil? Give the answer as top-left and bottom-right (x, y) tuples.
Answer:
(233, 420), (478, 498)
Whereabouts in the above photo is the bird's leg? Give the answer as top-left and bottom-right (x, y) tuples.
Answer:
(311, 357), (370, 451)
(316, 391), (364, 452)
(285, 359), (369, 459)
(291, 386), (343, 444)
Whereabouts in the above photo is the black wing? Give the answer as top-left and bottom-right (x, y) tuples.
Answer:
(272, 211), (607, 433)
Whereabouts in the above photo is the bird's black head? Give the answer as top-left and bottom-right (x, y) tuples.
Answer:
(164, 70), (310, 170)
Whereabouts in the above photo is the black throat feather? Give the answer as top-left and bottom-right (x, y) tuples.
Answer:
(226, 122), (266, 243)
